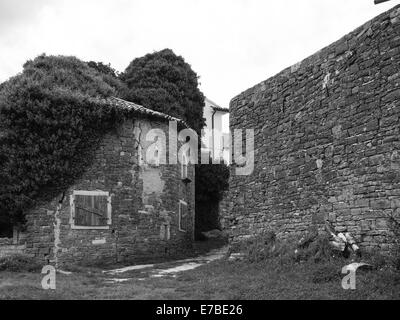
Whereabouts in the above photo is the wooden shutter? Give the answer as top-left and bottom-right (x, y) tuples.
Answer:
(73, 193), (109, 227)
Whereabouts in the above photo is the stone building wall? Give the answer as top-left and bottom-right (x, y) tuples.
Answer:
(0, 228), (27, 258)
(0, 237), (26, 258)
(23, 118), (195, 267)
(224, 5), (400, 252)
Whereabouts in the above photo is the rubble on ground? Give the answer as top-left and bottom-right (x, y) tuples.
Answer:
(201, 229), (225, 239)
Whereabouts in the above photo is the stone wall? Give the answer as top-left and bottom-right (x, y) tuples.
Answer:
(224, 5), (400, 252)
(24, 118), (195, 267)
(0, 229), (27, 258)
(0, 244), (26, 258)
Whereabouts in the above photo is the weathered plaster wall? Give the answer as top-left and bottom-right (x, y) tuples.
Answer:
(223, 5), (400, 252)
(24, 118), (195, 266)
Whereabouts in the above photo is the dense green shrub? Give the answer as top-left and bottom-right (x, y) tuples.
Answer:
(0, 254), (42, 272)
(246, 234), (277, 263)
(87, 61), (119, 77)
(237, 231), (343, 265)
(0, 54), (122, 225)
(234, 231), (295, 264)
(87, 60), (129, 98)
(295, 234), (336, 263)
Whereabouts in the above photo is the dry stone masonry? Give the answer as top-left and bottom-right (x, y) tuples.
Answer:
(223, 5), (400, 253)
(16, 113), (195, 267)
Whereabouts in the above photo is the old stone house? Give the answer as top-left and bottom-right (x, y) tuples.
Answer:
(0, 97), (195, 266)
(222, 5), (400, 252)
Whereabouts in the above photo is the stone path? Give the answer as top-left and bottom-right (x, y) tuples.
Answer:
(103, 245), (229, 283)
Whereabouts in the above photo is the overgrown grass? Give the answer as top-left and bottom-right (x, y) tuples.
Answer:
(0, 254), (42, 272)
(222, 230), (400, 299)
(1, 256), (399, 300)
(233, 230), (399, 269)
(0, 236), (398, 300)
(232, 231), (340, 266)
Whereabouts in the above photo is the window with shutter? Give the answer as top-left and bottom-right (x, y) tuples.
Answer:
(70, 191), (111, 230)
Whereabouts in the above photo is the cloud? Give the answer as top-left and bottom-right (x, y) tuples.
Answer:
(0, 0), (53, 30)
(0, 0), (398, 107)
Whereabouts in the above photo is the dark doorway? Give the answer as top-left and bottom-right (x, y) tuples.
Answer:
(195, 200), (220, 238)
(0, 220), (13, 238)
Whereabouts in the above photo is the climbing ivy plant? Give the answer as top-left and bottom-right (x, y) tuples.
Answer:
(0, 55), (124, 226)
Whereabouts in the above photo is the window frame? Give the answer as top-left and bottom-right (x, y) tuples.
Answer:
(154, 146), (160, 167)
(181, 152), (188, 180)
(178, 200), (188, 233)
(70, 190), (112, 230)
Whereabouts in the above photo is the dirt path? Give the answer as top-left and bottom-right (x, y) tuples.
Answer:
(103, 245), (229, 283)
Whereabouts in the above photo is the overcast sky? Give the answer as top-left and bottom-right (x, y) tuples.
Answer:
(0, 0), (398, 108)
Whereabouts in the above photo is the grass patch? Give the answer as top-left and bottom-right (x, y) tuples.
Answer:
(0, 257), (399, 300)
(232, 230), (345, 266)
(0, 254), (42, 273)
(0, 237), (398, 300)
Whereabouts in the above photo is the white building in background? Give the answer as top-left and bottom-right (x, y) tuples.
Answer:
(201, 97), (230, 164)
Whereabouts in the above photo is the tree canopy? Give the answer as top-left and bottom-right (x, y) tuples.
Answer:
(121, 49), (228, 234)
(120, 49), (205, 134)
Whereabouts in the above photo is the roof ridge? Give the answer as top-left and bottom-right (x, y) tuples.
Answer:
(205, 97), (229, 112)
(104, 96), (189, 127)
